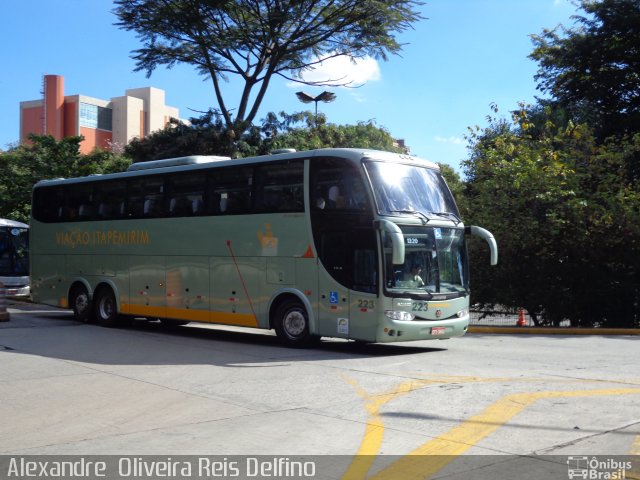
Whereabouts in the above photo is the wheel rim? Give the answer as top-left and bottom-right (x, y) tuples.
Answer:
(283, 309), (306, 337)
(75, 292), (89, 315)
(99, 295), (114, 320)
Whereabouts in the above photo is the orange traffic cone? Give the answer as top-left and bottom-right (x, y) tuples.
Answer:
(517, 309), (527, 326)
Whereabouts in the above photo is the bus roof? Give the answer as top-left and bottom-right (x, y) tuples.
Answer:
(126, 155), (230, 171)
(0, 218), (28, 229)
(33, 148), (439, 188)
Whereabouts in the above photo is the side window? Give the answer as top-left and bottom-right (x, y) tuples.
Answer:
(95, 181), (126, 219)
(67, 183), (95, 221)
(310, 157), (369, 211)
(126, 176), (166, 218)
(310, 157), (377, 293)
(207, 166), (253, 215)
(167, 174), (206, 217)
(33, 186), (65, 223)
(255, 160), (304, 213)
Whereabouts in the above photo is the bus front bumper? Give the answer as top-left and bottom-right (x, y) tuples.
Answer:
(374, 314), (470, 343)
(0, 284), (30, 298)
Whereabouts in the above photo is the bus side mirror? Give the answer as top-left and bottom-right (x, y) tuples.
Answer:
(465, 226), (498, 265)
(375, 219), (405, 265)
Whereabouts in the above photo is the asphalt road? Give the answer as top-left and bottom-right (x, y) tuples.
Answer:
(1, 301), (639, 479)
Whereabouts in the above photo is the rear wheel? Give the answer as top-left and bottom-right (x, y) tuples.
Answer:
(273, 300), (319, 348)
(94, 288), (120, 327)
(70, 285), (93, 323)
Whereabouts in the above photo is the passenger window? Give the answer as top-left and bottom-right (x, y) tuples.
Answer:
(34, 186), (65, 223)
(310, 157), (369, 211)
(255, 161), (304, 213)
(67, 184), (95, 221)
(95, 181), (126, 219)
(208, 166), (253, 215)
(127, 177), (165, 218)
(167, 174), (205, 217)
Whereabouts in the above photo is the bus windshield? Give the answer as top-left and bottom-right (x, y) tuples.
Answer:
(0, 225), (29, 277)
(383, 226), (468, 298)
(364, 160), (458, 217)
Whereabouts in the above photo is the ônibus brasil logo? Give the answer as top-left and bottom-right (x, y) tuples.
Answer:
(567, 456), (632, 479)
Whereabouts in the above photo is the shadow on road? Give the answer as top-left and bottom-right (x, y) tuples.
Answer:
(1, 302), (448, 368)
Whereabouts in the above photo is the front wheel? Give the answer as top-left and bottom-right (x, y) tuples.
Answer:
(94, 288), (120, 327)
(273, 300), (319, 348)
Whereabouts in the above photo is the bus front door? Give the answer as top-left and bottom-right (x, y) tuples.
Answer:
(317, 232), (350, 339)
(316, 227), (379, 342)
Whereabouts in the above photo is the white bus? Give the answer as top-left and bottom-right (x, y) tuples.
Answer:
(0, 219), (30, 297)
(30, 148), (497, 346)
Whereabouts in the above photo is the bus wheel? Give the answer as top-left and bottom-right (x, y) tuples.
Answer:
(94, 288), (119, 328)
(274, 300), (319, 348)
(70, 285), (93, 323)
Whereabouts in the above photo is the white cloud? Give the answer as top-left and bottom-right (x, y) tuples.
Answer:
(291, 54), (381, 87)
(434, 135), (465, 145)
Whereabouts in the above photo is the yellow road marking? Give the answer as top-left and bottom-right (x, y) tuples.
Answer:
(341, 377), (423, 479)
(630, 435), (640, 456)
(368, 388), (640, 480)
(628, 435), (640, 480)
(342, 374), (640, 480)
(341, 375), (517, 480)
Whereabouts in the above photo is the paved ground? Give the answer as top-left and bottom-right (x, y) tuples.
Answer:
(1, 301), (639, 479)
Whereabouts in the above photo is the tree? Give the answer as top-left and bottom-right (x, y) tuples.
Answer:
(114, 0), (423, 145)
(460, 0), (640, 327)
(264, 111), (406, 153)
(0, 135), (130, 223)
(124, 110), (262, 162)
(530, 0), (640, 139)
(463, 106), (640, 327)
(125, 109), (406, 161)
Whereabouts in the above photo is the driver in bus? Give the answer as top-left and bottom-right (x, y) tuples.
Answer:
(406, 262), (425, 288)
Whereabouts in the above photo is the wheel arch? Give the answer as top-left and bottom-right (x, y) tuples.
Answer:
(92, 279), (121, 313)
(268, 289), (316, 334)
(68, 277), (93, 306)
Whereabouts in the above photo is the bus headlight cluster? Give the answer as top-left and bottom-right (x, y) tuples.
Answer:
(457, 308), (469, 318)
(384, 310), (415, 321)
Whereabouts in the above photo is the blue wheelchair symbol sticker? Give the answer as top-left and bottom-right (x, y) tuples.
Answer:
(329, 291), (339, 304)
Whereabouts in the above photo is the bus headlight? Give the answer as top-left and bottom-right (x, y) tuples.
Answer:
(384, 310), (415, 321)
(457, 308), (469, 318)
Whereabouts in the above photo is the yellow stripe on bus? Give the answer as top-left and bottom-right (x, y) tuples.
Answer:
(120, 303), (259, 327)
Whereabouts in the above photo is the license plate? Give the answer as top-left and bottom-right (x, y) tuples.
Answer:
(431, 327), (446, 336)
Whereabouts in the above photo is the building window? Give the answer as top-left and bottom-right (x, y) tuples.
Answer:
(79, 102), (112, 131)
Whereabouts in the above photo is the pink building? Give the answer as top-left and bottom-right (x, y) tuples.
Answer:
(20, 75), (181, 154)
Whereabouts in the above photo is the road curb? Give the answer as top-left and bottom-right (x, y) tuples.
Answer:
(468, 326), (640, 335)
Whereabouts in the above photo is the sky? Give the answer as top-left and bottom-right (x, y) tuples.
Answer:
(1, 0), (579, 171)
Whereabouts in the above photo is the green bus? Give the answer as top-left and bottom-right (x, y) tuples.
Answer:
(30, 148), (497, 346)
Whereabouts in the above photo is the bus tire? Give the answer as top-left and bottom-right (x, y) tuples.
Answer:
(274, 300), (319, 348)
(70, 284), (93, 323)
(94, 287), (119, 328)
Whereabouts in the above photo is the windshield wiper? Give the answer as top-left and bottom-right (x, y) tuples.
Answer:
(426, 211), (462, 225)
(387, 209), (430, 224)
